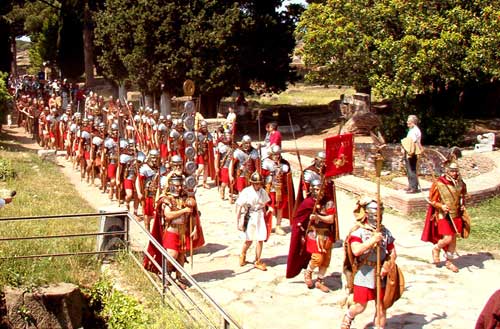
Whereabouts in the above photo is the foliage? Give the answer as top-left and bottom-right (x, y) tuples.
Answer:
(0, 157), (15, 181)
(94, 0), (297, 113)
(379, 101), (470, 147)
(0, 143), (99, 287)
(297, 0), (500, 115)
(0, 71), (12, 124)
(87, 278), (149, 329)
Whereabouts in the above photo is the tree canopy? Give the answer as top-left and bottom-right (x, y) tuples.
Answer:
(297, 0), (500, 106)
(94, 0), (298, 111)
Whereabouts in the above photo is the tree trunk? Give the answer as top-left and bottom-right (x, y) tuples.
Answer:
(83, 2), (95, 87)
(160, 90), (172, 115)
(118, 83), (126, 103)
(200, 94), (219, 118)
(10, 36), (17, 78)
(145, 95), (153, 109)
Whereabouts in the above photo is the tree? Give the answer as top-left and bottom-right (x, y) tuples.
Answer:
(297, 0), (500, 115)
(94, 0), (298, 117)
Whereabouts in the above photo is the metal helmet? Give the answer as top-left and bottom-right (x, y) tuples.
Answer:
(168, 174), (184, 196)
(270, 145), (281, 161)
(148, 149), (160, 166)
(249, 171), (263, 184)
(364, 200), (379, 228)
(119, 138), (128, 149)
(170, 155), (183, 167)
(309, 179), (322, 198)
(200, 120), (208, 128)
(314, 151), (326, 170)
(447, 162), (459, 172)
(241, 135), (252, 151)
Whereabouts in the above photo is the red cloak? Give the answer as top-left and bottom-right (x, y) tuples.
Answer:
(286, 196), (315, 278)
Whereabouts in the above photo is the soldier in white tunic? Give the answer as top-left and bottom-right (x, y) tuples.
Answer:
(235, 172), (273, 271)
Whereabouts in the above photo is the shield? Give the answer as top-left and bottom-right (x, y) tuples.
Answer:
(184, 100), (195, 114)
(184, 116), (195, 130)
(185, 161), (197, 175)
(185, 146), (196, 159)
(183, 131), (195, 144)
(184, 175), (197, 190)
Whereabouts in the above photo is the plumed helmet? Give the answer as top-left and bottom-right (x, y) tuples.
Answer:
(249, 171), (263, 184)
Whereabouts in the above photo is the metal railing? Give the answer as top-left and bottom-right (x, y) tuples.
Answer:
(0, 211), (241, 329)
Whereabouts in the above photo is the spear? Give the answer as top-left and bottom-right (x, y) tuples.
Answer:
(374, 151), (384, 327)
(288, 112), (304, 217)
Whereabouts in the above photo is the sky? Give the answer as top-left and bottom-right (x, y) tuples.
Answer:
(280, 0), (308, 11)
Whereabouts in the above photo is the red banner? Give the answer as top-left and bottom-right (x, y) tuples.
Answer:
(324, 133), (354, 177)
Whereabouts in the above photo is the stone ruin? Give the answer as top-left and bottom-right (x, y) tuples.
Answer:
(339, 93), (381, 135)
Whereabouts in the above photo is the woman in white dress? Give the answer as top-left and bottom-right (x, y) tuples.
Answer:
(235, 171), (273, 271)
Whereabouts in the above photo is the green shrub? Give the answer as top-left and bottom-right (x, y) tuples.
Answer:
(0, 158), (15, 181)
(87, 278), (149, 329)
(380, 107), (470, 147)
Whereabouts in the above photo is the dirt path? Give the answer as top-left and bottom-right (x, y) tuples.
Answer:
(3, 125), (499, 329)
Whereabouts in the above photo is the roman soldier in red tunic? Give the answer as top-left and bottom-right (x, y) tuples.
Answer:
(286, 179), (337, 293)
(144, 174), (205, 289)
(195, 120), (215, 188)
(421, 161), (468, 273)
(261, 145), (295, 236)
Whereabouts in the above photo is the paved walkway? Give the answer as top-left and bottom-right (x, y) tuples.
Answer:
(5, 126), (499, 329)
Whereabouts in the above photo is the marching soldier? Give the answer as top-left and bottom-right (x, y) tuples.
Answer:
(118, 139), (140, 215)
(286, 179), (337, 293)
(138, 149), (160, 232)
(150, 174), (205, 289)
(215, 131), (235, 201)
(421, 161), (469, 273)
(104, 123), (120, 200)
(195, 120), (215, 189)
(230, 135), (259, 194)
(261, 145), (294, 235)
(342, 198), (397, 329)
(235, 171), (272, 271)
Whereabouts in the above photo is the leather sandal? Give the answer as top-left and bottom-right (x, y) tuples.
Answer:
(315, 279), (330, 293)
(304, 270), (314, 289)
(340, 314), (353, 329)
(239, 253), (246, 267)
(254, 260), (267, 271)
(445, 260), (459, 273)
(432, 246), (440, 264)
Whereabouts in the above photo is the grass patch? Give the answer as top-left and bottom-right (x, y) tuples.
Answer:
(0, 145), (100, 287)
(243, 83), (356, 106)
(0, 139), (214, 328)
(399, 196), (500, 255)
(459, 196), (500, 254)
